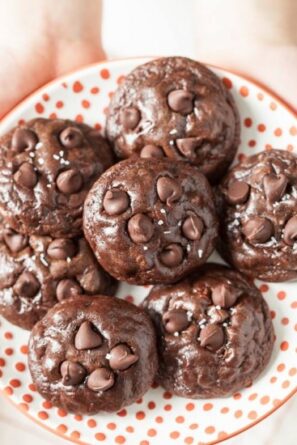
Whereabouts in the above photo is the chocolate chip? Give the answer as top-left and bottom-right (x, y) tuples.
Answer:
(182, 214), (204, 241)
(14, 162), (38, 189)
(47, 238), (77, 260)
(3, 228), (28, 253)
(109, 344), (139, 370)
(119, 107), (141, 130)
(140, 145), (164, 159)
(127, 213), (154, 243)
(80, 270), (102, 294)
(11, 128), (38, 152)
(200, 324), (224, 351)
(162, 309), (190, 334)
(197, 286), (212, 306)
(207, 307), (230, 324)
(263, 173), (288, 204)
(156, 176), (182, 206)
(87, 368), (115, 392)
(56, 169), (83, 194)
(13, 271), (40, 298)
(59, 127), (83, 148)
(103, 189), (129, 215)
(242, 217), (273, 244)
(283, 215), (297, 245)
(60, 360), (86, 386)
(74, 321), (103, 350)
(227, 181), (250, 205)
(159, 243), (184, 267)
(56, 279), (82, 301)
(176, 138), (201, 158)
(167, 89), (194, 115)
(211, 283), (239, 308)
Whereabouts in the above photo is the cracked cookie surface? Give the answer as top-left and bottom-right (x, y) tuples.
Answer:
(0, 225), (117, 329)
(106, 56), (240, 183)
(217, 149), (297, 281)
(28, 295), (158, 414)
(0, 118), (114, 237)
(142, 264), (274, 398)
(83, 158), (218, 285)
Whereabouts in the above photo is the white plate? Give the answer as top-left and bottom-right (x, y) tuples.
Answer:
(0, 58), (297, 445)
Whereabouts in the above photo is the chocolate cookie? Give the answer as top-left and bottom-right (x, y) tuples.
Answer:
(0, 225), (117, 330)
(143, 264), (274, 398)
(84, 158), (218, 285)
(106, 57), (240, 183)
(0, 118), (114, 237)
(28, 295), (158, 414)
(217, 149), (297, 281)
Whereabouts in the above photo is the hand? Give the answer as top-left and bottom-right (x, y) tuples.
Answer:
(0, 0), (103, 118)
(194, 0), (297, 109)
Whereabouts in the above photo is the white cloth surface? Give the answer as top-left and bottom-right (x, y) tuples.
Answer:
(102, 0), (198, 59)
(1, 0), (297, 443)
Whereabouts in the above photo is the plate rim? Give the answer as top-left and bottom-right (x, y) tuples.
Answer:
(0, 56), (296, 445)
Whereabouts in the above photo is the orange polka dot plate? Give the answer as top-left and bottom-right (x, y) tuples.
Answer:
(0, 58), (297, 445)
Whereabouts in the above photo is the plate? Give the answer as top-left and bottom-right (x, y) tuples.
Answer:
(0, 58), (297, 445)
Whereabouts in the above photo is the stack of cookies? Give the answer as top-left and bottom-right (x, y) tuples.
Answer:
(1, 57), (284, 415)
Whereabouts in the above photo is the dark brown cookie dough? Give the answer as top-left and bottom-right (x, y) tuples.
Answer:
(106, 57), (240, 183)
(28, 295), (158, 414)
(83, 158), (218, 285)
(0, 225), (117, 330)
(143, 264), (274, 398)
(217, 149), (297, 281)
(0, 118), (114, 237)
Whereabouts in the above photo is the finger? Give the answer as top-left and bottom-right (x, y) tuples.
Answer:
(0, 46), (54, 119)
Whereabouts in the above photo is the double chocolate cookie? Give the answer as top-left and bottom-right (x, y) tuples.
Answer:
(217, 149), (297, 281)
(0, 118), (114, 237)
(0, 225), (117, 330)
(106, 56), (240, 183)
(143, 264), (274, 398)
(28, 295), (158, 414)
(84, 158), (218, 285)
